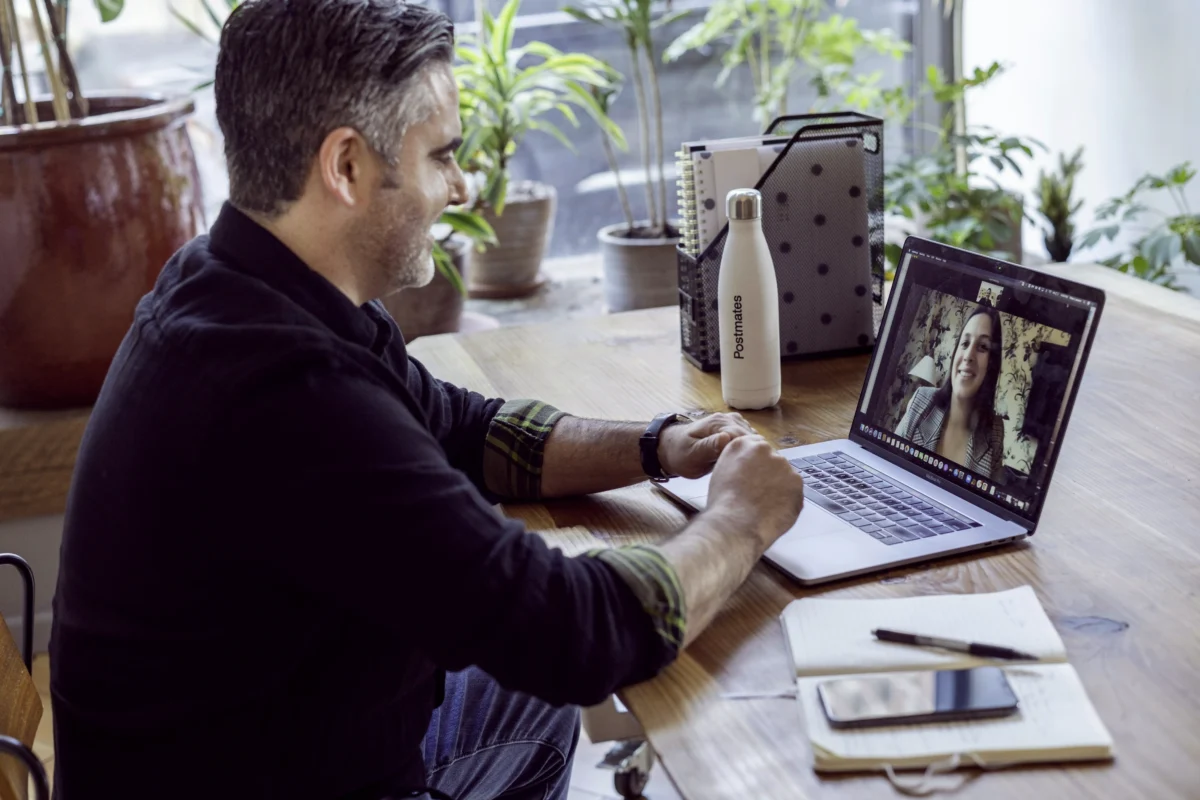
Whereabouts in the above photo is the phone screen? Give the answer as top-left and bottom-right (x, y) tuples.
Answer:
(817, 666), (1019, 728)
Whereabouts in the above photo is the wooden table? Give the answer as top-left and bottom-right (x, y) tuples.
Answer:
(409, 265), (1200, 800)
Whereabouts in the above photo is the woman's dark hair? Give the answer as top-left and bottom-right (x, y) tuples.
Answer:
(214, 0), (455, 216)
(931, 304), (1003, 432)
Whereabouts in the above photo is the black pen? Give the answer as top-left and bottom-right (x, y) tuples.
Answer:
(872, 628), (1039, 661)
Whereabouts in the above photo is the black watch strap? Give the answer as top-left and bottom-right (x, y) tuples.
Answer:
(640, 413), (689, 482)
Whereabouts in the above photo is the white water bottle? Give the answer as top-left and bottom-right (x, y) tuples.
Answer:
(718, 188), (781, 410)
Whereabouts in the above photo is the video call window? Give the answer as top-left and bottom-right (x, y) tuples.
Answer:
(863, 256), (1095, 504)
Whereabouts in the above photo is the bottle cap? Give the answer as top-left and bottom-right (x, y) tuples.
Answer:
(727, 188), (761, 221)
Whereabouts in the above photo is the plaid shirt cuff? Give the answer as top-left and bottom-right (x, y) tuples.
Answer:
(483, 399), (568, 500)
(589, 545), (687, 653)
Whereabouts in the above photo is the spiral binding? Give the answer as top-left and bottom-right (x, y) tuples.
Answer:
(676, 149), (699, 256)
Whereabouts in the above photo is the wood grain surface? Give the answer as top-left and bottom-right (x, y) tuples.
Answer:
(2, 264), (1198, 798)
(0, 616), (41, 800)
(412, 275), (1200, 800)
(0, 408), (89, 524)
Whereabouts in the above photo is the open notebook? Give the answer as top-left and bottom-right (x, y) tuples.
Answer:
(781, 587), (1114, 772)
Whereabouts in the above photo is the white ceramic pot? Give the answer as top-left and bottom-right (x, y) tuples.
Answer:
(598, 221), (683, 313)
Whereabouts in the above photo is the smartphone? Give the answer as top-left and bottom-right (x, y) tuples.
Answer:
(817, 666), (1019, 729)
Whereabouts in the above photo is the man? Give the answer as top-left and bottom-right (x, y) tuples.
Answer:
(48, 0), (804, 797)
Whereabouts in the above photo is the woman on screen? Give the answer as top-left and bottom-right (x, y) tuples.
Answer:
(896, 305), (1006, 481)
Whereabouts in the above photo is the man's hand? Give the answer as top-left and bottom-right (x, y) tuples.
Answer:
(658, 413), (756, 479)
(705, 434), (805, 548)
(656, 434), (804, 648)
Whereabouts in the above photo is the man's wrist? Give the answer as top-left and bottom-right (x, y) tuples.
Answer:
(640, 412), (688, 481)
(655, 424), (684, 478)
(701, 503), (775, 555)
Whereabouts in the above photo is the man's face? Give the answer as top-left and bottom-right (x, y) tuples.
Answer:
(353, 63), (468, 298)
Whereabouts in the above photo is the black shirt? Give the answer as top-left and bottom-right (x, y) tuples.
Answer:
(49, 204), (675, 799)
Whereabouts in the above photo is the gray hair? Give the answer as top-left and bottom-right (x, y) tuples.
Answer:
(215, 0), (455, 216)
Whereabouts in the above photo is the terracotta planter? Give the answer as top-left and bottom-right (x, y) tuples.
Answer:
(598, 221), (682, 312)
(382, 235), (470, 341)
(468, 180), (554, 299)
(0, 93), (204, 408)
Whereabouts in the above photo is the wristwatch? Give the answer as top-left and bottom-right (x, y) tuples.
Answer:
(640, 412), (690, 482)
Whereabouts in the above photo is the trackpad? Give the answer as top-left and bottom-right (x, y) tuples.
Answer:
(766, 531), (862, 582)
(784, 502), (847, 539)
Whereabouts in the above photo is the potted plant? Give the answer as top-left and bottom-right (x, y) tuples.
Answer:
(455, 0), (622, 298)
(563, 0), (687, 312)
(662, 0), (911, 128)
(884, 62), (1043, 268)
(1078, 161), (1200, 289)
(0, 0), (204, 409)
(1035, 147), (1085, 263)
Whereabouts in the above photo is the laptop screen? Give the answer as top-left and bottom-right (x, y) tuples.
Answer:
(852, 243), (1101, 524)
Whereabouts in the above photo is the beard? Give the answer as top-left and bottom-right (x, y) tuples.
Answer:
(351, 197), (437, 299)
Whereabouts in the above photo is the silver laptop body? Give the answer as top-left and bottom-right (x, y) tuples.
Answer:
(658, 236), (1105, 585)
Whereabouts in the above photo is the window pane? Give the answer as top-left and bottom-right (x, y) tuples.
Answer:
(494, 2), (918, 258)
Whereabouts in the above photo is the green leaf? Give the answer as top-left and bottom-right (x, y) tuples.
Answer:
(563, 80), (622, 140)
(1142, 230), (1181, 269)
(1182, 233), (1200, 265)
(652, 8), (691, 30)
(482, 167), (508, 215)
(664, 6), (739, 62)
(554, 102), (580, 127)
(431, 243), (467, 296)
(529, 119), (576, 151)
(884, 242), (904, 269)
(1001, 153), (1024, 177)
(1167, 162), (1196, 185)
(455, 124), (488, 167)
(482, 6), (497, 45)
(169, 4), (214, 42)
(492, 0), (521, 62)
(199, 0), (225, 34)
(440, 209), (497, 245)
(94, 0), (124, 22)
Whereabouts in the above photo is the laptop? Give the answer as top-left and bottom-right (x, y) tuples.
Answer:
(658, 236), (1106, 585)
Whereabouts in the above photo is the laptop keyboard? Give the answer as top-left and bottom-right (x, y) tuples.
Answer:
(790, 452), (979, 546)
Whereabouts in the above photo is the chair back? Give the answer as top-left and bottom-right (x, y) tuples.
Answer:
(0, 555), (43, 800)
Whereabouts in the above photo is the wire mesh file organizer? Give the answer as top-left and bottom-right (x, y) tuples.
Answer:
(677, 112), (885, 372)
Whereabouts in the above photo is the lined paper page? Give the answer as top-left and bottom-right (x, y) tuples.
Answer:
(800, 663), (1114, 771)
(782, 587), (1068, 676)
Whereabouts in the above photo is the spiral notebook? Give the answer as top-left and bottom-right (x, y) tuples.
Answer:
(781, 587), (1115, 772)
(678, 135), (788, 255)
